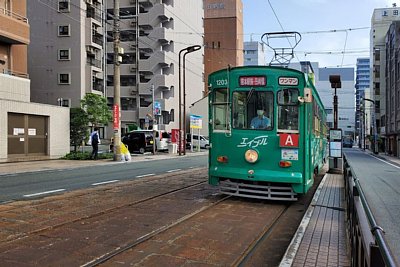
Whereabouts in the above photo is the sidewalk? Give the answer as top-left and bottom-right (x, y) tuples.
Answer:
(0, 150), (208, 175)
(280, 172), (350, 267)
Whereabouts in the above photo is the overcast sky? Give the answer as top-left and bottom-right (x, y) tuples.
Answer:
(243, 0), (397, 68)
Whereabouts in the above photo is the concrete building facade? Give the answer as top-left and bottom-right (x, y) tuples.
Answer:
(385, 21), (400, 156)
(106, 0), (204, 136)
(243, 41), (265, 66)
(204, 0), (243, 91)
(370, 6), (400, 152)
(1, 0), (69, 162)
(27, 0), (105, 109)
(28, 0), (204, 138)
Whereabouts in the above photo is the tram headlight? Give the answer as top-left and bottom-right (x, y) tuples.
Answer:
(245, 149), (258, 163)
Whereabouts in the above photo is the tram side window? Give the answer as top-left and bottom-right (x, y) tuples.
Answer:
(277, 88), (299, 131)
(233, 90), (273, 130)
(213, 88), (230, 131)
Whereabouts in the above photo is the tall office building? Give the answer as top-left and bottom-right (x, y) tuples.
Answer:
(204, 0), (243, 91)
(243, 41), (265, 66)
(355, 58), (370, 139)
(370, 6), (400, 151)
(1, 0), (69, 162)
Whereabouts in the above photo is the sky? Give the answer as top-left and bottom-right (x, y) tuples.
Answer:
(242, 0), (397, 68)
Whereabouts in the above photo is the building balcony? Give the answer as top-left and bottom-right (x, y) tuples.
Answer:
(121, 110), (137, 122)
(0, 8), (29, 44)
(106, 85), (138, 98)
(87, 57), (102, 68)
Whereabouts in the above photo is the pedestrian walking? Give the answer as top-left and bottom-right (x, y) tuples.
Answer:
(90, 127), (100, 160)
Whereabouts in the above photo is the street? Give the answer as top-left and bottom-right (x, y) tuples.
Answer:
(0, 154), (208, 203)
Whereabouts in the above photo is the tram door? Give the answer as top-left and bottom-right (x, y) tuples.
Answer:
(7, 113), (48, 157)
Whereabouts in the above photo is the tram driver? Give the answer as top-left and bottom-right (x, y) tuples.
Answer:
(250, 109), (271, 129)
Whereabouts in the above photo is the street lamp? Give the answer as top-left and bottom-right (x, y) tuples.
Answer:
(362, 98), (378, 154)
(329, 75), (341, 170)
(178, 45), (201, 155)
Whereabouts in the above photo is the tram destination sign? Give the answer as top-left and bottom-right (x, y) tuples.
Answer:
(239, 76), (266, 87)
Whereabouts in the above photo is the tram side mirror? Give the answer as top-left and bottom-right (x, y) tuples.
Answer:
(303, 87), (312, 103)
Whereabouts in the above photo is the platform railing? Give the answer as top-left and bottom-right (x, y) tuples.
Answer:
(343, 154), (397, 267)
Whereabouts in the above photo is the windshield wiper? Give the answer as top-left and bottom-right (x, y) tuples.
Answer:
(245, 87), (255, 104)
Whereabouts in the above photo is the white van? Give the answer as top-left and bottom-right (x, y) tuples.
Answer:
(186, 134), (209, 149)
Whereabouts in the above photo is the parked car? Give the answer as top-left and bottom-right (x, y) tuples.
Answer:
(342, 138), (353, 148)
(122, 131), (154, 154)
(186, 133), (210, 149)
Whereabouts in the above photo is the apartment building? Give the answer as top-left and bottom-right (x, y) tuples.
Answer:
(204, 0), (243, 91)
(0, 0), (69, 162)
(105, 0), (203, 136)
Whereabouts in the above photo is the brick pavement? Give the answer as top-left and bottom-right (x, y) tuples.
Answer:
(280, 173), (350, 267)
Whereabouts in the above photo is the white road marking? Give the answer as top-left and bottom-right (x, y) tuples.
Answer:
(92, 180), (119, 186)
(23, 189), (66, 198)
(136, 173), (155, 178)
(369, 154), (400, 169)
(166, 169), (181, 173)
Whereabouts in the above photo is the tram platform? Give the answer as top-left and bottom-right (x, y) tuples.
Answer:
(280, 172), (351, 267)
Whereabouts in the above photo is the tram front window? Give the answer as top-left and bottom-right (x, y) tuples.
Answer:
(233, 90), (274, 130)
(277, 88), (299, 131)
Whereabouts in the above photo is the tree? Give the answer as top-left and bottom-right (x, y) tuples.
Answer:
(70, 108), (89, 152)
(81, 93), (112, 127)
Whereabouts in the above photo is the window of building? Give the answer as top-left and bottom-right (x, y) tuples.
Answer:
(58, 0), (70, 12)
(57, 98), (70, 107)
(121, 98), (136, 110)
(58, 49), (70, 60)
(58, 25), (70, 36)
(394, 10), (398, 16)
(58, 73), (71, 84)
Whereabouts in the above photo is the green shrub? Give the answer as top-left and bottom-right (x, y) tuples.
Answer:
(62, 151), (114, 160)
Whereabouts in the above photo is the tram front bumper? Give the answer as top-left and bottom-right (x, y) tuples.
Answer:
(209, 166), (303, 185)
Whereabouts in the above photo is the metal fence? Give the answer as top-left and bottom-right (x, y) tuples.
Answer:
(343, 155), (397, 267)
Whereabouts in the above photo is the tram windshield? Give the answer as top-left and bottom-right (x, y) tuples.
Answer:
(277, 88), (299, 131)
(232, 90), (274, 130)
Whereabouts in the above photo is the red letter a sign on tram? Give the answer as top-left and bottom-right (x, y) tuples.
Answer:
(279, 133), (299, 148)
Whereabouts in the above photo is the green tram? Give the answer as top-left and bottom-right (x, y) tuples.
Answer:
(208, 66), (328, 200)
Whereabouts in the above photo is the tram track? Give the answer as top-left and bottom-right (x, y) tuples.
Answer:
(0, 168), (210, 244)
(82, 195), (232, 267)
(235, 203), (290, 266)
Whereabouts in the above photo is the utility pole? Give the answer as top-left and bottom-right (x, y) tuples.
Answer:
(151, 84), (156, 154)
(113, 0), (122, 161)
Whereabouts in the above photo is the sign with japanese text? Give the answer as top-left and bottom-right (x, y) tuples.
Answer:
(239, 76), (266, 87)
(190, 115), (202, 129)
(113, 104), (119, 130)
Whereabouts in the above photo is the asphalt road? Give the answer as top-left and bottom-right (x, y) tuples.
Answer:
(0, 155), (208, 203)
(344, 149), (400, 264)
